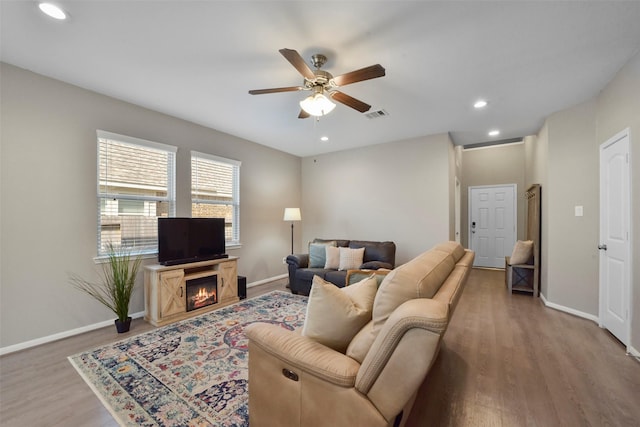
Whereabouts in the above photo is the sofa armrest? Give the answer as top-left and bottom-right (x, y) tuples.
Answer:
(286, 253), (309, 268)
(246, 323), (360, 387)
(360, 261), (393, 270)
(355, 298), (448, 420)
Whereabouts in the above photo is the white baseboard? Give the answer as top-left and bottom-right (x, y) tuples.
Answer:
(0, 274), (289, 356)
(247, 273), (287, 288)
(539, 292), (599, 323)
(0, 310), (145, 356)
(539, 292), (640, 361)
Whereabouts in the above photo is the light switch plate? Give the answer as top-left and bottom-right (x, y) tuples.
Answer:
(575, 206), (584, 217)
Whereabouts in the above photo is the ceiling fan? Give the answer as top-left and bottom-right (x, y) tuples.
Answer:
(248, 48), (386, 119)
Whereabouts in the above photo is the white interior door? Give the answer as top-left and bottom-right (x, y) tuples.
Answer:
(599, 129), (631, 346)
(469, 185), (516, 268)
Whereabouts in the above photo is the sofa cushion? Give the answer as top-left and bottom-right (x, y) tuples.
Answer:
(309, 241), (336, 268)
(346, 248), (455, 363)
(339, 247), (365, 271)
(325, 246), (340, 269)
(302, 275), (378, 353)
(432, 241), (465, 263)
(324, 270), (348, 287)
(346, 320), (374, 363)
(349, 240), (396, 267)
(373, 249), (455, 331)
(296, 268), (330, 283)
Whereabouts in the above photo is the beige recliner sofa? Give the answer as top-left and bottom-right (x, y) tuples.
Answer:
(246, 241), (474, 427)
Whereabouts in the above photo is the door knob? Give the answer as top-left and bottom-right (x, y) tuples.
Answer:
(598, 244), (607, 251)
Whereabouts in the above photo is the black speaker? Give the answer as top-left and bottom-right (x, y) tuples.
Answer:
(238, 276), (247, 299)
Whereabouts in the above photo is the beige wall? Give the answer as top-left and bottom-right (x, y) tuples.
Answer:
(544, 100), (599, 314)
(525, 130), (549, 296)
(595, 52), (640, 351)
(300, 134), (453, 264)
(530, 52), (639, 352)
(0, 63), (301, 348)
(460, 143), (527, 248)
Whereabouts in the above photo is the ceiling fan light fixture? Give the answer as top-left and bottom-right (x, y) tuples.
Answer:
(300, 91), (336, 117)
(38, 2), (67, 20)
(474, 100), (488, 109)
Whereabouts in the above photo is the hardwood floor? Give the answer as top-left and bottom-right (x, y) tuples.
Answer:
(1, 271), (638, 426)
(0, 279), (286, 427)
(406, 268), (640, 427)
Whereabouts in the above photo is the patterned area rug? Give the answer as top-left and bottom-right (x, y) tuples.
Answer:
(69, 291), (307, 426)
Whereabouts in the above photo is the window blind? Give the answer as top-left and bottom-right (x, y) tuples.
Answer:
(97, 130), (176, 256)
(191, 151), (241, 245)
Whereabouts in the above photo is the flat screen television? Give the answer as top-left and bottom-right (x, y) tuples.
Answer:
(158, 217), (227, 266)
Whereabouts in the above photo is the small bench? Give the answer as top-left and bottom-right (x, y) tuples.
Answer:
(505, 255), (538, 297)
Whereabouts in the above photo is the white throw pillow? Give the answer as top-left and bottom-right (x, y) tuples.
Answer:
(325, 246), (340, 269)
(510, 240), (534, 264)
(302, 275), (378, 353)
(338, 247), (365, 271)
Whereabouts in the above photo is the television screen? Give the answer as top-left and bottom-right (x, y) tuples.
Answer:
(158, 217), (227, 265)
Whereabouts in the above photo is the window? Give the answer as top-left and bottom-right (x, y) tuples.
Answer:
(97, 130), (176, 256)
(191, 151), (241, 246)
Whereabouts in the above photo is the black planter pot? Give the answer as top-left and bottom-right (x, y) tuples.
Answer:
(115, 317), (132, 333)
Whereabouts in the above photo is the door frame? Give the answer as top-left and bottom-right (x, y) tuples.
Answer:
(598, 128), (632, 348)
(468, 184), (517, 268)
(455, 177), (461, 243)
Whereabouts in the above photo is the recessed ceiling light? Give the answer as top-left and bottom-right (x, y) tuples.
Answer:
(488, 130), (500, 137)
(320, 136), (329, 142)
(38, 2), (67, 20)
(474, 100), (488, 109)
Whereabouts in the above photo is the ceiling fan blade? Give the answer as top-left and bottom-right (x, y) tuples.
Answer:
(279, 48), (316, 80)
(248, 86), (303, 95)
(330, 91), (372, 113)
(332, 64), (386, 87)
(298, 109), (310, 119)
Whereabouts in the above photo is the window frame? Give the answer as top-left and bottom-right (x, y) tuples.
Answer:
(191, 151), (241, 248)
(96, 130), (177, 259)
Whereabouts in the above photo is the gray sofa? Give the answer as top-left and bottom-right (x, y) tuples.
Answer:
(286, 238), (396, 296)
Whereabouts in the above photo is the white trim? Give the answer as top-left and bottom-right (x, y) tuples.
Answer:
(455, 176), (461, 243)
(540, 293), (599, 323)
(628, 345), (640, 362)
(191, 150), (241, 167)
(97, 129), (177, 153)
(0, 274), (289, 355)
(0, 310), (145, 356)
(247, 273), (288, 288)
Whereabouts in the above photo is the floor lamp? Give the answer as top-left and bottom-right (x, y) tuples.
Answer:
(283, 208), (301, 254)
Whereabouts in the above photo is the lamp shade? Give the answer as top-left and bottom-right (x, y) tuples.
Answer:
(299, 93), (336, 117)
(283, 208), (301, 221)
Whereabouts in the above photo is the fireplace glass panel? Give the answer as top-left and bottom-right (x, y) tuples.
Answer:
(186, 275), (218, 312)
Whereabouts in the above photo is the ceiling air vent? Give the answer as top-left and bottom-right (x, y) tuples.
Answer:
(364, 109), (389, 119)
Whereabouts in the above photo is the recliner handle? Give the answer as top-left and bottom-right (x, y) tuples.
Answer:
(282, 368), (299, 382)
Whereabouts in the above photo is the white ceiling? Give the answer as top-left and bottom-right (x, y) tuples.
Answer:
(2, 1), (640, 157)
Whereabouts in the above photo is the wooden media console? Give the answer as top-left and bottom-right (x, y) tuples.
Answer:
(144, 257), (239, 326)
